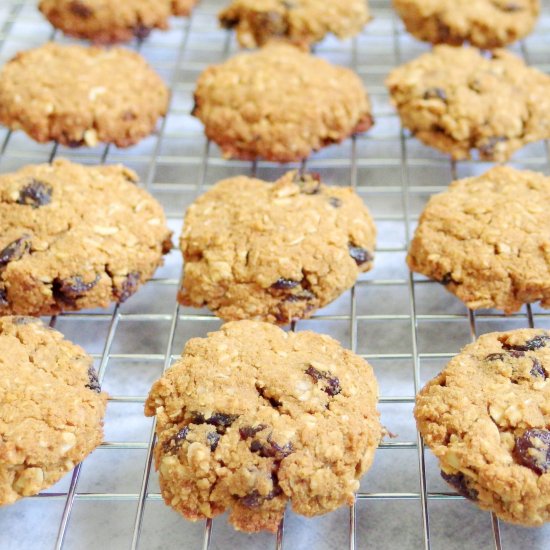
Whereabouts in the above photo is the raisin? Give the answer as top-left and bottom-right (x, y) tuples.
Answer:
(70, 0), (93, 17)
(239, 424), (267, 439)
(53, 275), (100, 304)
(250, 440), (263, 453)
(241, 490), (263, 508)
(134, 24), (152, 40)
(348, 244), (373, 266)
(513, 429), (550, 474)
(0, 236), (31, 267)
(85, 366), (101, 393)
(256, 385), (282, 408)
(509, 350), (526, 358)
(423, 87), (447, 102)
(479, 136), (508, 157)
(116, 272), (140, 303)
(440, 273), (455, 285)
(503, 335), (549, 352)
(17, 180), (52, 208)
(305, 365), (341, 397)
(530, 359), (547, 379)
(285, 290), (316, 302)
(328, 197), (342, 208)
(0, 287), (7, 307)
(485, 353), (506, 361)
(294, 172), (321, 195)
(271, 278), (300, 290)
(207, 432), (221, 452)
(162, 426), (190, 453)
(249, 436), (293, 459)
(440, 471), (478, 501)
(189, 412), (239, 434)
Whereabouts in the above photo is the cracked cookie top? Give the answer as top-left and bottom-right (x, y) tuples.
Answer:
(178, 171), (376, 324)
(219, 0), (371, 48)
(145, 320), (381, 533)
(0, 42), (169, 147)
(0, 316), (107, 505)
(407, 166), (550, 313)
(192, 42), (373, 162)
(0, 159), (172, 316)
(39, 0), (197, 43)
(415, 328), (550, 526)
(386, 45), (550, 161)
(393, 0), (539, 49)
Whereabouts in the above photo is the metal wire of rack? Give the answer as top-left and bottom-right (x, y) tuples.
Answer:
(1, 1), (550, 549)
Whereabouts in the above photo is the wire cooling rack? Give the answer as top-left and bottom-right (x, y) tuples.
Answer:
(1, 1), (550, 549)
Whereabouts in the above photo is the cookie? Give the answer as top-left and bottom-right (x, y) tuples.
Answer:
(219, 0), (371, 48)
(415, 328), (550, 526)
(145, 320), (381, 532)
(178, 171), (376, 324)
(39, 0), (197, 43)
(407, 166), (550, 314)
(386, 46), (550, 161)
(0, 316), (107, 505)
(192, 43), (373, 162)
(0, 43), (169, 148)
(0, 159), (172, 316)
(393, 0), (539, 49)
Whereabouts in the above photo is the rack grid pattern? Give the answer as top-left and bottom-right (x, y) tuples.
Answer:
(1, 1), (550, 549)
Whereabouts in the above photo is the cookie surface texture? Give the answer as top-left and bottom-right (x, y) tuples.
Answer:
(179, 171), (376, 324)
(386, 45), (550, 161)
(0, 316), (107, 505)
(415, 328), (550, 526)
(0, 42), (169, 147)
(407, 166), (550, 314)
(219, 0), (371, 48)
(0, 159), (172, 316)
(393, 0), (539, 49)
(145, 320), (381, 532)
(193, 43), (373, 162)
(39, 0), (173, 43)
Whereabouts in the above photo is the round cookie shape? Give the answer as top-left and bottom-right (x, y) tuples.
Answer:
(219, 0), (371, 49)
(145, 320), (381, 533)
(407, 166), (550, 314)
(393, 0), (539, 49)
(415, 329), (550, 526)
(0, 316), (107, 505)
(192, 43), (373, 162)
(39, 0), (198, 43)
(0, 43), (169, 148)
(386, 46), (550, 161)
(178, 171), (376, 324)
(0, 159), (172, 316)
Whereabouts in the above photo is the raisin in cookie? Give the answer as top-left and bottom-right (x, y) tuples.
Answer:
(407, 166), (550, 314)
(0, 159), (172, 316)
(0, 316), (107, 505)
(219, 0), (371, 48)
(192, 43), (373, 162)
(145, 321), (381, 532)
(415, 329), (550, 526)
(179, 171), (376, 324)
(393, 0), (539, 49)
(0, 43), (169, 148)
(386, 46), (550, 161)
(39, 1), (197, 43)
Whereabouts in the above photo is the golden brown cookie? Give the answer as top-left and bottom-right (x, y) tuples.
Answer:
(407, 166), (550, 314)
(0, 159), (172, 316)
(219, 0), (371, 48)
(0, 43), (170, 148)
(0, 316), (107, 506)
(415, 328), (550, 526)
(145, 320), (381, 533)
(39, 0), (198, 43)
(386, 46), (550, 161)
(393, 0), (539, 49)
(179, 171), (376, 324)
(192, 43), (373, 162)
